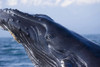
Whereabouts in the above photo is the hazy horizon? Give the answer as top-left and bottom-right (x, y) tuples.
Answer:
(0, 0), (100, 37)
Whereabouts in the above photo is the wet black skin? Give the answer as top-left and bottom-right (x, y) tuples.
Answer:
(0, 9), (100, 67)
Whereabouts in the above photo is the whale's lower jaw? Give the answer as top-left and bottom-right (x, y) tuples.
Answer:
(17, 32), (61, 67)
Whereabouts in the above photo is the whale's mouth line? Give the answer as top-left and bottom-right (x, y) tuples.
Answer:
(0, 23), (8, 31)
(0, 24), (20, 43)
(0, 18), (22, 43)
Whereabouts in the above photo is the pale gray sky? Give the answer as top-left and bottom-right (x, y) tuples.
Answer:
(0, 0), (100, 37)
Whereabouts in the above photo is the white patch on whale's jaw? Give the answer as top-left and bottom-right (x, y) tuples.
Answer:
(61, 60), (65, 67)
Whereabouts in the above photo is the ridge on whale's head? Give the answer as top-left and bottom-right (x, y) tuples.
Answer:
(0, 8), (64, 67)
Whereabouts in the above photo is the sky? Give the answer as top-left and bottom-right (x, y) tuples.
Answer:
(0, 0), (100, 37)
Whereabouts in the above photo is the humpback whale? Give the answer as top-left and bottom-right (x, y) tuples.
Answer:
(0, 9), (100, 67)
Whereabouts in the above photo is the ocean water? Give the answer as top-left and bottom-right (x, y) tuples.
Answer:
(0, 34), (100, 67)
(0, 38), (33, 67)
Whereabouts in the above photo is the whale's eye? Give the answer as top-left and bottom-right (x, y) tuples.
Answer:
(45, 33), (55, 40)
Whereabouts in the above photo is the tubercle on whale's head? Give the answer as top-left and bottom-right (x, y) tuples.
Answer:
(0, 9), (14, 30)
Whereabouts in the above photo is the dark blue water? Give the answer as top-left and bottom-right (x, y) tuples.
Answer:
(0, 34), (100, 67)
(0, 38), (33, 67)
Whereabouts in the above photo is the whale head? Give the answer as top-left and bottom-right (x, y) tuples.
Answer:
(0, 8), (62, 67)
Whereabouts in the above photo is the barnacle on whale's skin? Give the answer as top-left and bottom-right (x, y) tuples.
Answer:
(0, 8), (100, 67)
